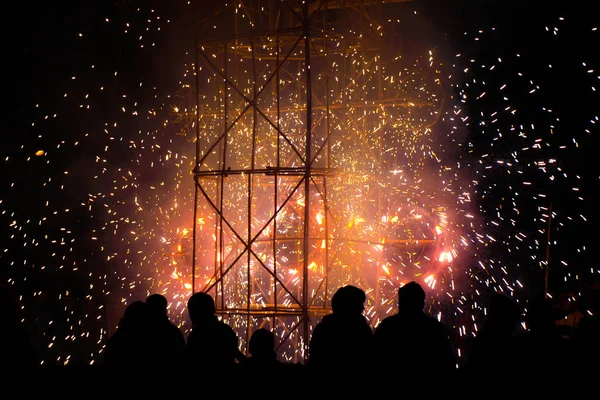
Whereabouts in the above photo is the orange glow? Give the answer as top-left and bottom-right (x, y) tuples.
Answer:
(438, 251), (453, 263)
(424, 274), (436, 288)
(316, 211), (324, 225)
(382, 264), (391, 275)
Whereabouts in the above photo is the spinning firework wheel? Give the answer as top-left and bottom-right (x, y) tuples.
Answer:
(185, 0), (445, 363)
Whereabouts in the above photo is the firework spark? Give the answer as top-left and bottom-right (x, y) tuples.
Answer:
(1, 1), (597, 366)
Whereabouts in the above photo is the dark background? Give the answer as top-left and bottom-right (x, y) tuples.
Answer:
(2, 0), (598, 365)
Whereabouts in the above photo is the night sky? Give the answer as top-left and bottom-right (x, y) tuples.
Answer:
(2, 0), (598, 366)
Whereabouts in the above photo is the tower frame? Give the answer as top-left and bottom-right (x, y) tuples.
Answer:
(189, 0), (441, 363)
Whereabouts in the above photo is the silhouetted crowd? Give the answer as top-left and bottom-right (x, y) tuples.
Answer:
(1, 280), (598, 391)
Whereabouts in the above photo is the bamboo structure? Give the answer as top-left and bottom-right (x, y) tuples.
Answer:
(186, 0), (444, 363)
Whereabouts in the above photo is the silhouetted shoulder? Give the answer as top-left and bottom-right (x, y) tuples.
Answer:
(308, 285), (373, 375)
(0, 284), (40, 367)
(373, 281), (456, 376)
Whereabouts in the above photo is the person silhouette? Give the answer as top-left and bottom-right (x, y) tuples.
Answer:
(307, 284), (374, 376)
(0, 284), (39, 368)
(569, 284), (600, 377)
(516, 296), (568, 378)
(242, 328), (286, 373)
(373, 281), (456, 379)
(185, 292), (245, 373)
(462, 291), (522, 376)
(102, 300), (152, 368)
(146, 293), (186, 365)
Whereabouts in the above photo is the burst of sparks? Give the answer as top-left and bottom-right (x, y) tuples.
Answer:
(1, 1), (597, 366)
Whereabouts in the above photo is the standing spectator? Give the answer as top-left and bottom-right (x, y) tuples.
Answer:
(102, 300), (152, 368)
(462, 291), (522, 376)
(308, 285), (374, 377)
(146, 293), (186, 365)
(185, 292), (245, 373)
(373, 281), (456, 379)
(0, 284), (39, 368)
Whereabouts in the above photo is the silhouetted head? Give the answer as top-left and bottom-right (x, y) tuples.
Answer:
(146, 293), (168, 316)
(526, 297), (561, 331)
(488, 292), (521, 328)
(121, 300), (150, 329)
(249, 328), (275, 358)
(187, 292), (216, 323)
(584, 285), (600, 313)
(331, 285), (366, 315)
(0, 284), (21, 324)
(397, 281), (425, 314)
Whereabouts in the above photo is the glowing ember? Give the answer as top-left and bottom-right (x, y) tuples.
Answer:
(1, 1), (596, 366)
